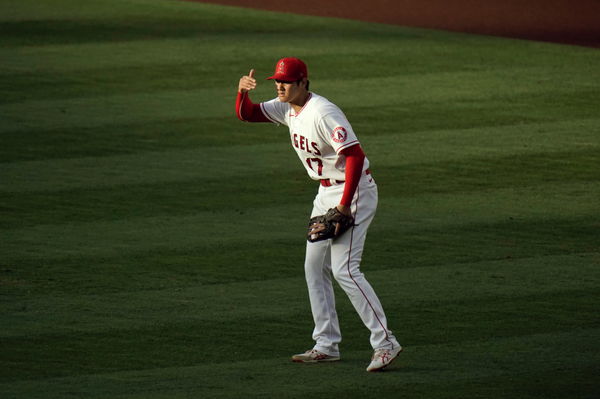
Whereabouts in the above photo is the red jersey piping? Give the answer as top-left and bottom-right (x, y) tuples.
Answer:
(289, 93), (312, 117)
(336, 140), (359, 154)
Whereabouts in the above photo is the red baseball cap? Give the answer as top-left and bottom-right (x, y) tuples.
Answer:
(266, 57), (308, 81)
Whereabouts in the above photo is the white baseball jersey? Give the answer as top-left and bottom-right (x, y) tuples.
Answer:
(260, 93), (370, 182)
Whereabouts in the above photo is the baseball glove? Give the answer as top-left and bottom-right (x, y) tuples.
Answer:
(307, 207), (355, 242)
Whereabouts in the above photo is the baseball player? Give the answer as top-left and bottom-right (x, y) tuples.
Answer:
(236, 57), (402, 371)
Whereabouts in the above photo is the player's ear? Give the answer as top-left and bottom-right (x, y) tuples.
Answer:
(299, 77), (309, 90)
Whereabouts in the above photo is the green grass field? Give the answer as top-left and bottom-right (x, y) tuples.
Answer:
(1, 0), (599, 397)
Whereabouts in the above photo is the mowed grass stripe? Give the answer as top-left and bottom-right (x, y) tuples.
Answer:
(2, 211), (597, 295)
(2, 118), (598, 193)
(1, 328), (597, 396)
(1, 167), (597, 230)
(0, 59), (510, 105)
(1, 202), (309, 262)
(0, 62), (239, 105)
(1, 5), (596, 74)
(2, 111), (597, 164)
(2, 216), (596, 295)
(0, 87), (232, 134)
(2, 43), (596, 104)
(2, 42), (597, 114)
(2, 272), (598, 380)
(0, 141), (295, 193)
(0, 0), (425, 47)
(0, 0), (250, 23)
(2, 68), (597, 133)
(3, 180), (597, 262)
(1, 296), (597, 382)
(0, 118), (284, 163)
(2, 253), (598, 337)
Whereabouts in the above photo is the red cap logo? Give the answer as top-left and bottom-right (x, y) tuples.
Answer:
(277, 60), (286, 74)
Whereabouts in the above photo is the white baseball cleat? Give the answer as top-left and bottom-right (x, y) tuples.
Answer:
(366, 346), (403, 372)
(291, 349), (341, 363)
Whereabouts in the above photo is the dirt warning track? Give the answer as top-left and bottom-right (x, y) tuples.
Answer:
(188, 0), (600, 48)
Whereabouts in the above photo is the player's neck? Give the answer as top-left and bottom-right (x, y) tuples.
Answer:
(290, 91), (311, 114)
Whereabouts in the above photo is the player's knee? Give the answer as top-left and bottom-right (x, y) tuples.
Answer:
(304, 261), (328, 283)
(332, 266), (352, 284)
(333, 263), (365, 285)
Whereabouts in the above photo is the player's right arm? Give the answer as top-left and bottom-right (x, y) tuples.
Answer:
(236, 69), (270, 123)
(238, 69), (257, 93)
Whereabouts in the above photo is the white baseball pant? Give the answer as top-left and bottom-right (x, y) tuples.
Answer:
(304, 171), (400, 356)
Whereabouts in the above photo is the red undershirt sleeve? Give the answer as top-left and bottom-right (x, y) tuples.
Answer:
(235, 91), (271, 123)
(339, 144), (366, 207)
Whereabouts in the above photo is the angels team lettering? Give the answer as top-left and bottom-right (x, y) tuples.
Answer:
(292, 133), (321, 155)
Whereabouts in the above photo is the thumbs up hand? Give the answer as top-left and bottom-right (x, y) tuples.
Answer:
(238, 69), (257, 93)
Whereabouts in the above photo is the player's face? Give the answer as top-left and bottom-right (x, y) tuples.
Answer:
(275, 80), (304, 103)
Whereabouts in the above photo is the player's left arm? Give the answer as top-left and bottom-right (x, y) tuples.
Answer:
(337, 144), (365, 216)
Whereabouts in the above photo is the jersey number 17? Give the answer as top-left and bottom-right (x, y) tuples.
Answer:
(306, 158), (323, 176)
